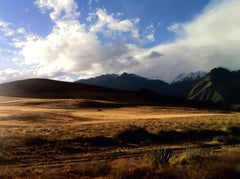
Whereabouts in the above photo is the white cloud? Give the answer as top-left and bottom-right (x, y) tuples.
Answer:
(0, 20), (15, 36)
(143, 23), (155, 43)
(143, 0), (240, 82)
(35, 0), (80, 20)
(88, 0), (93, 6)
(2, 28), (15, 36)
(0, 68), (36, 83)
(17, 28), (26, 34)
(146, 34), (154, 42)
(8, 4), (142, 81)
(88, 0), (99, 6)
(89, 8), (140, 39)
(167, 23), (181, 32)
(0, 20), (10, 27)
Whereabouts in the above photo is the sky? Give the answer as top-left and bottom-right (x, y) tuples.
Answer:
(0, 0), (240, 83)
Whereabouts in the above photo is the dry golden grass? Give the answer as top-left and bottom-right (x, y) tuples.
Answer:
(1, 96), (240, 178)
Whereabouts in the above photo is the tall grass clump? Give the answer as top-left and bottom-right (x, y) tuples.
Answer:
(144, 148), (172, 168)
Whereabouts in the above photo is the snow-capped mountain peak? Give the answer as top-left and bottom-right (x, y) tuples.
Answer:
(172, 71), (206, 83)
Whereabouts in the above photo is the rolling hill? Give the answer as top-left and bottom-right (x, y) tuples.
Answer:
(0, 78), (193, 107)
(0, 78), (133, 101)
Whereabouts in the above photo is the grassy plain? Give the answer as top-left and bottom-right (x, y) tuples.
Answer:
(1, 96), (240, 178)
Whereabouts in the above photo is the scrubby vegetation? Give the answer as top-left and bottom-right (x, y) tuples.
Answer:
(2, 147), (240, 179)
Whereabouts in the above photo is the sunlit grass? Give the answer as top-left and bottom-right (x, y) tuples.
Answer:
(1, 96), (240, 178)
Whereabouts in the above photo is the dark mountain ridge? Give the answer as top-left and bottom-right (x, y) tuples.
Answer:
(0, 67), (239, 109)
(0, 78), (219, 109)
(77, 67), (240, 108)
(77, 71), (206, 98)
(78, 72), (170, 96)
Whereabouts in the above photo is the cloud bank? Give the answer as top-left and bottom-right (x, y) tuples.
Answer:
(0, 0), (240, 83)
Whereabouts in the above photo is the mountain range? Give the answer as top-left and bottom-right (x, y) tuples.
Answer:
(77, 67), (240, 108)
(0, 67), (239, 110)
(0, 78), (202, 108)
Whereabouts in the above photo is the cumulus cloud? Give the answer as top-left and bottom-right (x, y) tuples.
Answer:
(4, 1), (143, 82)
(89, 8), (140, 39)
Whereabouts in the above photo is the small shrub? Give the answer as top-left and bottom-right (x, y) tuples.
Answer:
(144, 148), (172, 168)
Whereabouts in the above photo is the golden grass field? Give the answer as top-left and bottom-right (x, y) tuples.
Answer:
(1, 96), (240, 178)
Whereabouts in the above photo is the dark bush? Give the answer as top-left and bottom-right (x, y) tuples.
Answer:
(114, 126), (151, 144)
(66, 136), (117, 147)
(227, 126), (240, 135)
(24, 136), (49, 146)
(215, 135), (240, 145)
(154, 129), (227, 144)
(60, 146), (84, 153)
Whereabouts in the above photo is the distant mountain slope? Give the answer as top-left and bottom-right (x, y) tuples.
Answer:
(77, 71), (208, 98)
(77, 73), (170, 95)
(170, 71), (207, 98)
(172, 71), (206, 84)
(188, 68), (240, 105)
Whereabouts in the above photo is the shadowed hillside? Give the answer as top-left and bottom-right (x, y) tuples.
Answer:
(0, 78), (215, 108)
(0, 78), (136, 102)
(0, 78), (186, 106)
(188, 68), (240, 106)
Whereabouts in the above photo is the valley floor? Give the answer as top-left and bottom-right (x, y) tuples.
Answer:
(1, 97), (240, 178)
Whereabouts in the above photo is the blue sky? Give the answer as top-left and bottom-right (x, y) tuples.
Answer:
(0, 0), (240, 83)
